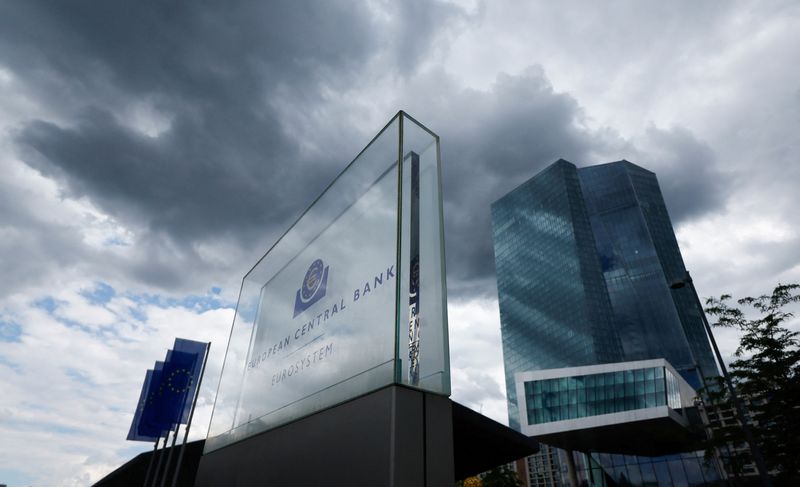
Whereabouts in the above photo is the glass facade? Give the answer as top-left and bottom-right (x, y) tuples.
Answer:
(523, 366), (682, 426)
(562, 450), (722, 487)
(491, 160), (623, 430)
(492, 159), (722, 486)
(578, 162), (717, 388)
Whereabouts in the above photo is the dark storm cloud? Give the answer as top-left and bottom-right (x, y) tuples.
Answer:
(3, 0), (464, 244)
(399, 68), (598, 296)
(397, 68), (731, 298)
(0, 1), (730, 300)
(628, 125), (729, 224)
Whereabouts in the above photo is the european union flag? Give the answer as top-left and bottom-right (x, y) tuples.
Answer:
(171, 338), (209, 424)
(128, 361), (172, 441)
(150, 350), (198, 427)
(127, 369), (160, 441)
(126, 339), (208, 443)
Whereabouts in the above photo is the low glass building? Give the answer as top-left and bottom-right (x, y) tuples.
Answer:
(515, 359), (697, 456)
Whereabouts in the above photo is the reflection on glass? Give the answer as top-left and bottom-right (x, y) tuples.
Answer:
(205, 112), (448, 452)
(524, 366), (685, 425)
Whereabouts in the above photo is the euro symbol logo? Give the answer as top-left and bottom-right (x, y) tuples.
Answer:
(293, 259), (329, 317)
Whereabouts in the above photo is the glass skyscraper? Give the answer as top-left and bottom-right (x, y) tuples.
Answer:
(492, 159), (720, 486)
(577, 162), (717, 386)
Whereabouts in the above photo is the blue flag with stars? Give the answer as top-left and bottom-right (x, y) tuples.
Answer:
(150, 349), (199, 427)
(126, 369), (160, 441)
(128, 361), (172, 441)
(126, 339), (208, 443)
(171, 338), (208, 424)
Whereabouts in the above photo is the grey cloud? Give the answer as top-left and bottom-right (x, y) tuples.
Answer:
(627, 125), (729, 224)
(1, 0), (734, 303)
(4, 1), (465, 243)
(1, 0), (467, 293)
(396, 67), (598, 296)
(452, 369), (505, 406)
(425, 81), (730, 297)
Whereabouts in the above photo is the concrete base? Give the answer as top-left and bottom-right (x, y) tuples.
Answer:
(194, 385), (454, 487)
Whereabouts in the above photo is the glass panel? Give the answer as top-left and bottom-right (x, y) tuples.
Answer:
(653, 461), (673, 487)
(396, 113), (448, 393)
(625, 396), (635, 410)
(667, 460), (689, 486)
(624, 369), (634, 383)
(205, 113), (448, 452)
(627, 464), (643, 485)
(682, 458), (705, 487)
(612, 466), (628, 484)
(640, 462), (658, 486)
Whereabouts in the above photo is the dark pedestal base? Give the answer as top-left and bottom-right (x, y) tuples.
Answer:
(194, 385), (454, 487)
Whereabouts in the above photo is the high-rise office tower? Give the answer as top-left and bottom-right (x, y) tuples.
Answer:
(492, 159), (720, 486)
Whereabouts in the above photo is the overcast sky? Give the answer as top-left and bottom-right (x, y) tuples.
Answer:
(0, 1), (798, 485)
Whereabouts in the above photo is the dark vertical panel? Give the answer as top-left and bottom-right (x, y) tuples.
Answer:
(391, 386), (424, 487)
(424, 393), (454, 486)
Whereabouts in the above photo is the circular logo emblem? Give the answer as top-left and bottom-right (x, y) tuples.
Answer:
(301, 259), (325, 302)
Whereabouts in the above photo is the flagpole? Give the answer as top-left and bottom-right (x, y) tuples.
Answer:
(141, 438), (160, 487)
(158, 422), (182, 487)
(144, 435), (167, 487)
(150, 430), (171, 487)
(170, 342), (210, 487)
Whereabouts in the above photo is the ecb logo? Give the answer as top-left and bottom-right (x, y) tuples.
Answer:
(293, 259), (329, 318)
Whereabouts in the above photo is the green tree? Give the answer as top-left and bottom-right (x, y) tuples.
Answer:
(456, 465), (521, 487)
(704, 283), (800, 485)
(480, 464), (521, 487)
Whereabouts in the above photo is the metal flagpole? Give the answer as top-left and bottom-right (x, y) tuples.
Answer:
(158, 422), (182, 487)
(170, 343), (211, 487)
(150, 430), (171, 487)
(145, 435), (167, 487)
(141, 437), (161, 487)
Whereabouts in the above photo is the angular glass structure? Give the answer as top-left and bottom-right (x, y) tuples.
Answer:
(492, 159), (721, 486)
(491, 159), (624, 431)
(578, 162), (717, 387)
(513, 359), (700, 456)
(521, 363), (682, 426)
(205, 112), (449, 452)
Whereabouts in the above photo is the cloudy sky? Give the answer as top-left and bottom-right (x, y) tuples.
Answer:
(0, 1), (798, 485)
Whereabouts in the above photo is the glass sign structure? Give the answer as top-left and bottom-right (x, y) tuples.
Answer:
(205, 112), (449, 452)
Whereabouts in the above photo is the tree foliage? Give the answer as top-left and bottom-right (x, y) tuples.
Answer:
(480, 464), (521, 487)
(456, 465), (521, 487)
(704, 283), (800, 484)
